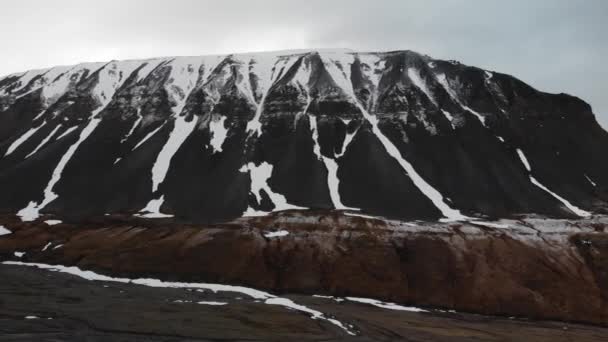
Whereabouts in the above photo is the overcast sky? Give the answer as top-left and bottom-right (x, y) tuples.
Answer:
(1, 0), (606, 128)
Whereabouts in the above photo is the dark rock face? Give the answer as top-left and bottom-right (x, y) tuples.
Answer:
(1, 49), (607, 222)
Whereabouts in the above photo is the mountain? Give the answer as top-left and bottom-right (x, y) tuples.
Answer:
(1, 49), (607, 223)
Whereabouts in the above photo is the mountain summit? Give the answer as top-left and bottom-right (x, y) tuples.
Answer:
(1, 49), (607, 222)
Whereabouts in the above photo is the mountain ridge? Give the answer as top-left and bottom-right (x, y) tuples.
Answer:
(1, 49), (607, 223)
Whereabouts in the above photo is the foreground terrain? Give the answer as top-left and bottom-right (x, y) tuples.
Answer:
(1, 211), (607, 340)
(1, 262), (607, 341)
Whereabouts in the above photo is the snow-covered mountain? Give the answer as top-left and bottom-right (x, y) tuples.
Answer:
(1, 49), (607, 223)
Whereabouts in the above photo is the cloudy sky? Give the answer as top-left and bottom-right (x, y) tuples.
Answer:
(2, 0), (606, 128)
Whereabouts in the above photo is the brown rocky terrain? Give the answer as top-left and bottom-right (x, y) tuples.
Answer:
(1, 210), (607, 331)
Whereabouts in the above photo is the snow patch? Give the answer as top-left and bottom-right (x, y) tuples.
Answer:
(516, 148), (591, 217)
(56, 126), (79, 140)
(585, 174), (597, 187)
(239, 162), (304, 213)
(264, 230), (289, 238)
(308, 114), (357, 210)
(25, 124), (62, 158)
(346, 297), (427, 312)
(44, 220), (62, 226)
(42, 242), (52, 251)
(4, 123), (46, 157)
(435, 73), (486, 127)
(138, 195), (174, 218)
(132, 122), (165, 150)
(408, 68), (437, 106)
(209, 115), (228, 153)
(197, 301), (228, 306)
(14, 252), (25, 258)
(0, 225), (11, 236)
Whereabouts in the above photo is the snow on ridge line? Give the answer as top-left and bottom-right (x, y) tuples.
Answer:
(2, 261), (355, 335)
(516, 148), (591, 217)
(319, 52), (468, 222)
(131, 122), (166, 150)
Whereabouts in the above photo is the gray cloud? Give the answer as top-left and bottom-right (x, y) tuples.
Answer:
(1, 0), (606, 128)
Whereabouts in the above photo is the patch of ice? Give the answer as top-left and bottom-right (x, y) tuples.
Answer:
(264, 230), (289, 238)
(25, 124), (62, 158)
(209, 115), (228, 153)
(346, 297), (427, 312)
(0, 225), (11, 236)
(516, 148), (591, 217)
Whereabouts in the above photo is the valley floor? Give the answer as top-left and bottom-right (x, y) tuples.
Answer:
(0, 263), (607, 341)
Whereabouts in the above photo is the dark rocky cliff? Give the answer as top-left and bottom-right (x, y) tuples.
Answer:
(1, 49), (607, 223)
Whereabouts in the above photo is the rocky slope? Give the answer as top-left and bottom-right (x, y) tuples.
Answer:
(1, 49), (607, 223)
(1, 211), (607, 326)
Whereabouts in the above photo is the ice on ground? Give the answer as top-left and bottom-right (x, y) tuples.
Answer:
(264, 230), (289, 238)
(197, 301), (228, 306)
(346, 297), (428, 312)
(44, 220), (62, 226)
(0, 225), (11, 236)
